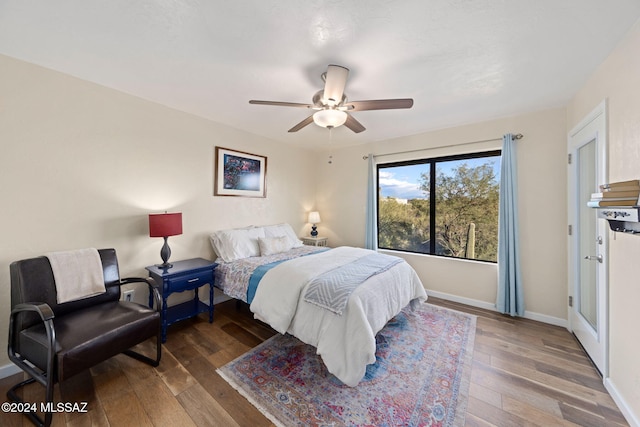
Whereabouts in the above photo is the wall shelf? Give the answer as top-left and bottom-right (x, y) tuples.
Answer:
(597, 207), (640, 234)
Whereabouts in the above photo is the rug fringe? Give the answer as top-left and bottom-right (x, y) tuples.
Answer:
(216, 368), (286, 427)
(451, 310), (476, 427)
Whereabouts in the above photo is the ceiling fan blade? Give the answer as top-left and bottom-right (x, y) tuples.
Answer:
(346, 98), (414, 111)
(249, 100), (313, 108)
(288, 115), (315, 132)
(344, 113), (366, 133)
(322, 65), (349, 106)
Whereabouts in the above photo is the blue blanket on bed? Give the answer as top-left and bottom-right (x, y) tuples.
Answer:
(247, 260), (287, 304)
(303, 253), (403, 315)
(246, 248), (329, 304)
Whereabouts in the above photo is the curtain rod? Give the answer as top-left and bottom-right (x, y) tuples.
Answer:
(362, 133), (523, 160)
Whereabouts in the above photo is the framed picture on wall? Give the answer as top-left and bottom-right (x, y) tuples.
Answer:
(214, 146), (267, 197)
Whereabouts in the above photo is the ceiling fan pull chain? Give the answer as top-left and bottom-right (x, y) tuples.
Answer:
(328, 127), (334, 164)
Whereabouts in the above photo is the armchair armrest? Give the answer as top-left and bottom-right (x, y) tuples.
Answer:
(8, 302), (56, 380)
(12, 302), (55, 321)
(120, 276), (161, 311)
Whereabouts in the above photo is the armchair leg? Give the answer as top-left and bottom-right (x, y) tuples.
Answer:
(7, 375), (54, 427)
(123, 333), (161, 367)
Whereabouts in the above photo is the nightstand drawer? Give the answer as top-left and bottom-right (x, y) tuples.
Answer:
(168, 270), (213, 292)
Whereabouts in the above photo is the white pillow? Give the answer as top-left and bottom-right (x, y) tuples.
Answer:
(210, 227), (266, 262)
(257, 236), (293, 256)
(263, 223), (303, 248)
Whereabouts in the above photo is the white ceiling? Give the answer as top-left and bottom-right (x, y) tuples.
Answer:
(1, 1), (639, 151)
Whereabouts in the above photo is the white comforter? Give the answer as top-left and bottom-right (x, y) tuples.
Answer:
(250, 246), (427, 387)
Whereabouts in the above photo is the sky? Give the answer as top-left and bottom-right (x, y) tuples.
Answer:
(379, 156), (501, 200)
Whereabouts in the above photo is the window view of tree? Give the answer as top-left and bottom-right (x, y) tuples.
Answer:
(377, 151), (501, 262)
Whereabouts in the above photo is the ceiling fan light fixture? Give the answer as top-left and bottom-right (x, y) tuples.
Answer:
(313, 109), (347, 129)
(249, 64), (413, 133)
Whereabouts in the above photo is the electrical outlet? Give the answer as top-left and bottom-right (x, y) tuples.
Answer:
(123, 289), (134, 302)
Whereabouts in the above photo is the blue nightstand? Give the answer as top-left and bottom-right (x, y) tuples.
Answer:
(146, 258), (217, 342)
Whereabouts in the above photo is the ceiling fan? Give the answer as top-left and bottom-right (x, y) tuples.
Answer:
(249, 64), (414, 133)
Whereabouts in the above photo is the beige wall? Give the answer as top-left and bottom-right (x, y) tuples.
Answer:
(317, 107), (568, 324)
(567, 19), (640, 424)
(0, 54), (317, 368)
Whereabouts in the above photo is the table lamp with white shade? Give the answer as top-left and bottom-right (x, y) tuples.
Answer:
(308, 211), (321, 237)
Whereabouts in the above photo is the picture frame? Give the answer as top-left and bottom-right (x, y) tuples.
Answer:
(214, 146), (267, 197)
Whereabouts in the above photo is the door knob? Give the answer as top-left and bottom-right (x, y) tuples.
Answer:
(584, 254), (603, 263)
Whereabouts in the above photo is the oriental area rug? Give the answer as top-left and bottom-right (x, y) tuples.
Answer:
(218, 303), (476, 427)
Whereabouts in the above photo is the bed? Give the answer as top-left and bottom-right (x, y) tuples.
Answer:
(211, 223), (427, 387)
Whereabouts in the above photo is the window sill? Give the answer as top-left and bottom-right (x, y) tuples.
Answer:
(378, 248), (498, 266)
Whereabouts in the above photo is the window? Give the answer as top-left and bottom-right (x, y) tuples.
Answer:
(377, 150), (501, 262)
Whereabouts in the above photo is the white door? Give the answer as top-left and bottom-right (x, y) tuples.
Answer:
(568, 101), (608, 376)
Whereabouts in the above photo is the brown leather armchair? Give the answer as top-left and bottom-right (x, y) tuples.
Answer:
(7, 248), (162, 427)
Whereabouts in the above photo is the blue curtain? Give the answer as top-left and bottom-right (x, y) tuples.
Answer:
(365, 154), (377, 250)
(496, 134), (524, 316)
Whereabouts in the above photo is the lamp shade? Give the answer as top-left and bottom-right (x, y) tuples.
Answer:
(308, 211), (321, 224)
(149, 212), (183, 237)
(313, 109), (347, 128)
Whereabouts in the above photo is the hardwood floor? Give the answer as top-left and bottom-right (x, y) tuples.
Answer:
(0, 297), (628, 426)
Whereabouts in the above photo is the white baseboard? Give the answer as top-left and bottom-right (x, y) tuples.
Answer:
(0, 362), (21, 380)
(213, 294), (232, 305)
(605, 377), (640, 427)
(426, 290), (496, 311)
(522, 309), (567, 328)
(426, 289), (567, 328)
